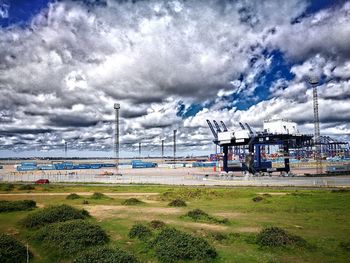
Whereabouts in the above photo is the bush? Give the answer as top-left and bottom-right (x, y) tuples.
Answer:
(0, 200), (36, 213)
(66, 193), (81, 200)
(185, 209), (228, 224)
(339, 241), (350, 252)
(252, 196), (264, 202)
(211, 232), (228, 241)
(0, 184), (14, 191)
(152, 228), (217, 262)
(129, 223), (152, 240)
(0, 233), (32, 263)
(331, 188), (350, 193)
(91, 192), (109, 199)
(256, 227), (306, 247)
(168, 199), (187, 207)
(18, 185), (35, 191)
(160, 189), (222, 201)
(21, 204), (90, 228)
(149, 220), (166, 229)
(74, 247), (139, 263)
(122, 198), (143, 205)
(32, 220), (109, 257)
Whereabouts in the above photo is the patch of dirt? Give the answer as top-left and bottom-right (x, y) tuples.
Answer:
(257, 192), (287, 195)
(36, 203), (45, 208)
(84, 205), (183, 219)
(235, 226), (260, 233)
(212, 212), (243, 218)
(166, 220), (229, 231)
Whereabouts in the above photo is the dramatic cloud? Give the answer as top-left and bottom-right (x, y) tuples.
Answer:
(0, 0), (349, 156)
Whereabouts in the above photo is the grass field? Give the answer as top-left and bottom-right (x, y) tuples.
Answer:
(0, 184), (349, 262)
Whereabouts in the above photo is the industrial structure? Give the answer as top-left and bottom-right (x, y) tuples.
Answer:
(207, 119), (313, 175)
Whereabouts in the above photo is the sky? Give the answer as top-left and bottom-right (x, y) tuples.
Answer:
(0, 0), (349, 158)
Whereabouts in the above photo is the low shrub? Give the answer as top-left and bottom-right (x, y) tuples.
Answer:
(32, 219), (109, 257)
(21, 204), (89, 228)
(252, 196), (264, 202)
(66, 193), (81, 200)
(129, 223), (152, 240)
(339, 241), (350, 252)
(168, 198), (187, 207)
(0, 184), (14, 191)
(82, 200), (89, 205)
(256, 227), (306, 247)
(149, 220), (166, 229)
(185, 209), (228, 224)
(74, 247), (139, 263)
(0, 233), (32, 263)
(331, 188), (350, 193)
(152, 228), (217, 262)
(91, 192), (109, 199)
(0, 200), (36, 213)
(160, 188), (223, 201)
(18, 185), (35, 191)
(122, 198), (143, 205)
(211, 232), (228, 241)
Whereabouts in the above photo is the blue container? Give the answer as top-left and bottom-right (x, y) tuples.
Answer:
(38, 164), (55, 170)
(21, 162), (37, 167)
(101, 163), (115, 167)
(90, 164), (102, 169)
(17, 166), (37, 171)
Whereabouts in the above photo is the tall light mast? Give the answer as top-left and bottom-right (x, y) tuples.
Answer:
(309, 78), (322, 174)
(114, 103), (120, 174)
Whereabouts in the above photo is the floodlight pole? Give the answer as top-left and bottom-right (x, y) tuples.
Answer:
(114, 103), (120, 174)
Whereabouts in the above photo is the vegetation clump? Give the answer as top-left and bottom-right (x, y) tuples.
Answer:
(331, 188), (350, 193)
(185, 209), (228, 224)
(21, 204), (89, 228)
(152, 227), (217, 262)
(252, 196), (264, 202)
(168, 198), (187, 207)
(149, 220), (166, 229)
(122, 198), (143, 205)
(82, 200), (89, 204)
(32, 220), (108, 257)
(339, 241), (350, 252)
(66, 193), (81, 200)
(160, 188), (222, 201)
(0, 200), (36, 213)
(18, 185), (35, 190)
(73, 247), (139, 263)
(0, 233), (32, 263)
(0, 184), (14, 191)
(91, 192), (109, 199)
(256, 227), (306, 247)
(129, 223), (152, 240)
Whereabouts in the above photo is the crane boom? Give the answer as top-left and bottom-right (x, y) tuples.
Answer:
(239, 122), (245, 130)
(206, 120), (217, 139)
(220, 121), (228, 131)
(213, 120), (222, 133)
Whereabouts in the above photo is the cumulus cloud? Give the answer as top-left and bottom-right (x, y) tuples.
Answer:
(0, 0), (349, 156)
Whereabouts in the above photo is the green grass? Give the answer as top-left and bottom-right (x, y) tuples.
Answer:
(0, 185), (349, 262)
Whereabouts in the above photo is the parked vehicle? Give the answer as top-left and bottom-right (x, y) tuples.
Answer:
(35, 179), (50, 184)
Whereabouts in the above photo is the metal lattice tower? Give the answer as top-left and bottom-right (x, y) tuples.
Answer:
(161, 139), (164, 159)
(309, 78), (322, 174)
(114, 103), (120, 174)
(173, 130), (177, 167)
(64, 142), (67, 158)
